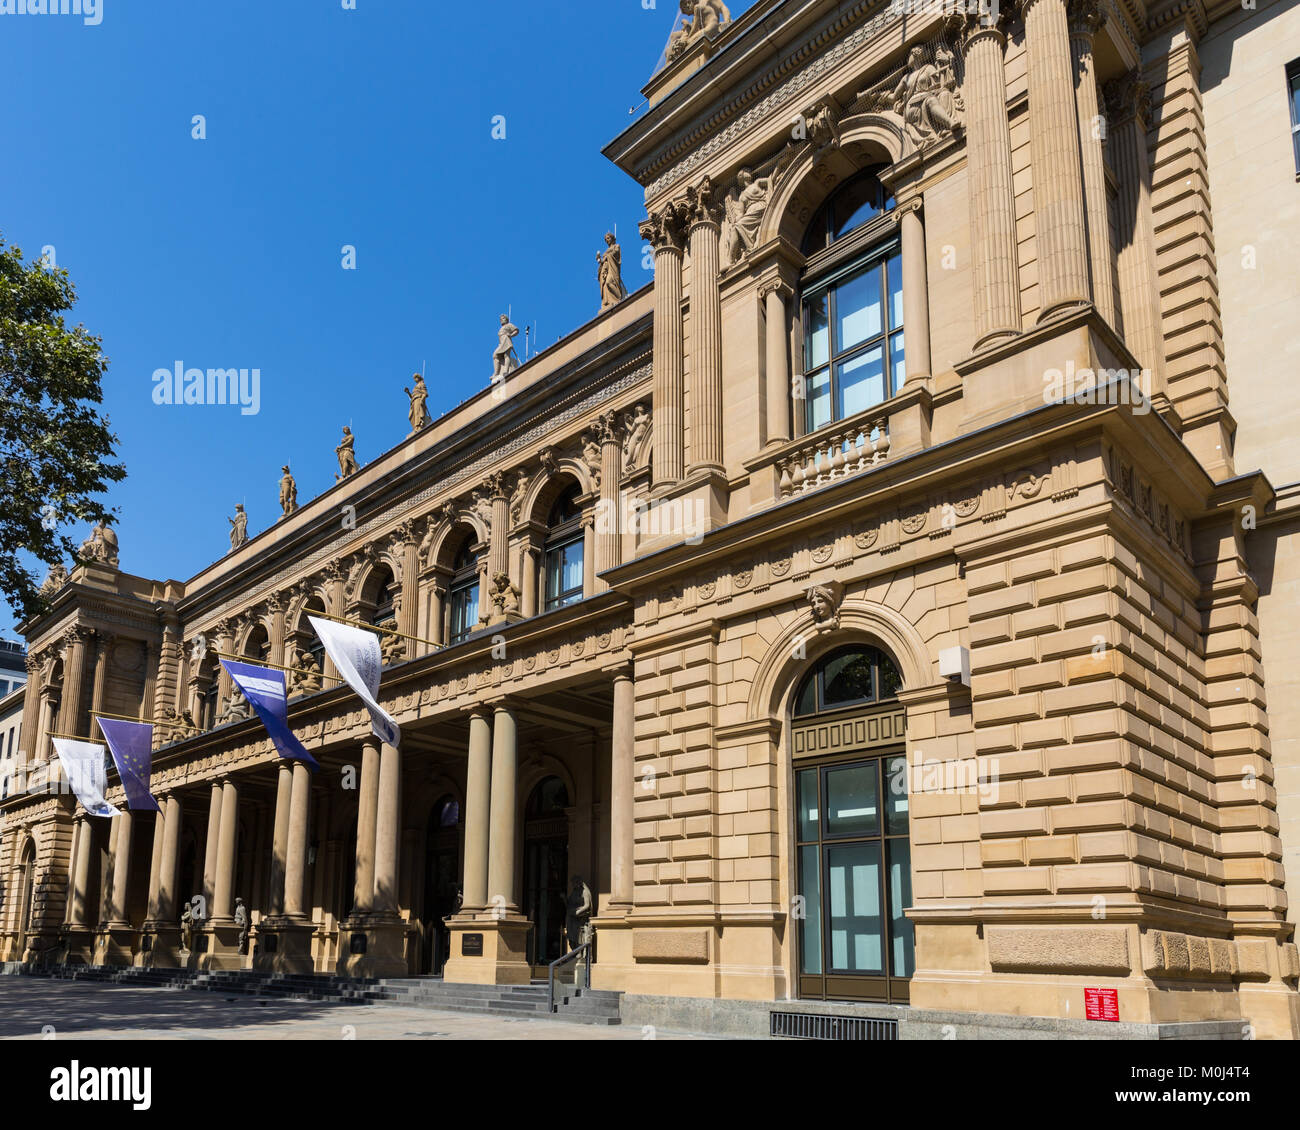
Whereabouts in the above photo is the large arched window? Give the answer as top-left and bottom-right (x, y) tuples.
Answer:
(800, 168), (902, 434)
(791, 644), (911, 1004)
(543, 483), (584, 612)
(447, 536), (481, 645)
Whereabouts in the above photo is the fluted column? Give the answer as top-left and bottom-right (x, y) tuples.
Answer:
(18, 656), (42, 770)
(463, 709), (492, 911)
(373, 741), (401, 916)
(145, 805), (165, 922)
(485, 473), (510, 584)
(640, 202), (687, 486)
(89, 632), (112, 728)
(520, 553), (538, 619)
(596, 410), (623, 589)
(107, 811), (132, 927)
(687, 182), (724, 474)
(201, 780), (223, 911)
(760, 281), (793, 446)
(399, 523), (420, 658)
(352, 736), (380, 915)
(157, 793), (181, 925)
(486, 702), (518, 912)
(1069, 0), (1116, 327)
(959, 15), (1022, 348)
(1020, 0), (1091, 318)
(215, 621), (236, 710)
(269, 760), (293, 917)
(609, 671), (635, 908)
(284, 761), (312, 919)
(212, 777), (239, 923)
(63, 818), (83, 926)
(323, 563), (345, 681)
(268, 594), (288, 669)
(1105, 71), (1170, 409)
(70, 814), (93, 927)
(899, 201), (933, 384)
(57, 627), (89, 740)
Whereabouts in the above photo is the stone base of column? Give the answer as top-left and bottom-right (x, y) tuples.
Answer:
(197, 922), (246, 971)
(255, 919), (317, 974)
(442, 913), (533, 986)
(92, 925), (137, 967)
(487, 610), (526, 630)
(640, 468), (728, 556)
(61, 926), (96, 966)
(335, 915), (410, 979)
(888, 382), (933, 458)
(138, 924), (182, 968)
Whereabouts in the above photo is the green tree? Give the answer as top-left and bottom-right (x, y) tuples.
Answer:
(0, 234), (125, 621)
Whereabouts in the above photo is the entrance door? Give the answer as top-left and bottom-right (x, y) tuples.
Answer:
(796, 751), (914, 1002)
(522, 776), (570, 971)
(422, 796), (461, 976)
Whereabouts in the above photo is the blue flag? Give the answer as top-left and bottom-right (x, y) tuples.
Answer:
(220, 659), (319, 770)
(97, 718), (160, 813)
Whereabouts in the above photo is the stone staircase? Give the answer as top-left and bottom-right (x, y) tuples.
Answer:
(373, 978), (623, 1026)
(14, 965), (623, 1024)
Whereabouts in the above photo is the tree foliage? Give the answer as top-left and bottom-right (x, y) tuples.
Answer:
(0, 234), (125, 622)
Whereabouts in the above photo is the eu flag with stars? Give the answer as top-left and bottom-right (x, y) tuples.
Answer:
(220, 659), (320, 770)
(97, 718), (160, 812)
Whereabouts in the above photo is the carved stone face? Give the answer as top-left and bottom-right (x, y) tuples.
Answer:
(810, 590), (832, 620)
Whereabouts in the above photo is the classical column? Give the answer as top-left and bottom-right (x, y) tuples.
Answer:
(70, 814), (93, 927)
(157, 793), (181, 924)
(485, 473), (510, 586)
(215, 621), (236, 710)
(959, 14), (1022, 349)
(609, 671), (635, 908)
(760, 281), (793, 446)
(1020, 0), (1091, 319)
(323, 563), (346, 682)
(582, 513), (597, 597)
(429, 580), (448, 647)
(201, 781), (223, 911)
(18, 655), (42, 770)
(687, 184), (724, 474)
(212, 777), (240, 923)
(284, 761), (312, 919)
(89, 632), (113, 726)
(595, 410), (623, 588)
(57, 627), (89, 740)
(37, 687), (58, 763)
(486, 702), (518, 912)
(1068, 0), (1116, 327)
(399, 523), (420, 659)
(107, 811), (132, 927)
(463, 709), (492, 911)
(640, 202), (687, 487)
(1105, 71), (1170, 409)
(269, 760), (293, 917)
(520, 552), (538, 620)
(352, 736), (380, 916)
(268, 594), (288, 669)
(64, 817), (84, 925)
(145, 805), (165, 922)
(899, 200), (933, 384)
(372, 742), (402, 916)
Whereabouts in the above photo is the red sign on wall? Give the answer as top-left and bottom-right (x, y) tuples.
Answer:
(1084, 987), (1120, 1022)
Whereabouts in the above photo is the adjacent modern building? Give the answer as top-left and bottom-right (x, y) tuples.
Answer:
(2, 0), (1298, 1039)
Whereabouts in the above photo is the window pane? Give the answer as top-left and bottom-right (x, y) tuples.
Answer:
(823, 650), (876, 707)
(805, 293), (829, 370)
(832, 176), (882, 241)
(836, 264), (882, 351)
(1291, 69), (1300, 124)
(838, 347), (885, 420)
(887, 254), (904, 329)
(795, 673), (817, 717)
(799, 845), (823, 975)
(889, 330), (906, 393)
(806, 368), (831, 432)
(826, 842), (883, 974)
(797, 769), (819, 841)
(824, 762), (879, 838)
(888, 839), (915, 978)
(885, 755), (909, 836)
(879, 653), (903, 699)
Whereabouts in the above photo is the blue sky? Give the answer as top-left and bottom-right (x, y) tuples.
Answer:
(0, 0), (758, 639)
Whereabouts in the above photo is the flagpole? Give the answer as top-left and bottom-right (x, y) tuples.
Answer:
(215, 650), (343, 685)
(47, 730), (101, 743)
(308, 609), (441, 650)
(90, 709), (171, 727)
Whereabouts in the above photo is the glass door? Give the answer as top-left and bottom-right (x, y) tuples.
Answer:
(796, 751), (913, 1002)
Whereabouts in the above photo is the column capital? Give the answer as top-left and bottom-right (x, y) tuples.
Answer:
(758, 276), (794, 302)
(639, 200), (689, 252)
(951, 7), (1011, 51)
(1066, 0), (1106, 36)
(684, 175), (723, 229)
(1102, 68), (1152, 128)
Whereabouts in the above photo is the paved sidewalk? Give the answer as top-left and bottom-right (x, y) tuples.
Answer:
(0, 978), (711, 1041)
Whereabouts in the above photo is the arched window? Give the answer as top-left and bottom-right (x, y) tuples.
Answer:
(297, 596), (328, 671)
(800, 168), (902, 434)
(543, 483), (584, 612)
(363, 566), (397, 628)
(243, 624), (270, 664)
(794, 645), (902, 717)
(447, 536), (481, 645)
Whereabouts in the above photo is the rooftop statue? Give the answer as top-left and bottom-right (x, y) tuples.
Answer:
(493, 315), (520, 380)
(229, 504), (249, 551)
(279, 465), (298, 519)
(78, 522), (120, 568)
(598, 233), (628, 311)
(39, 562), (69, 597)
(665, 0), (733, 64)
(405, 373), (430, 434)
(336, 426), (359, 480)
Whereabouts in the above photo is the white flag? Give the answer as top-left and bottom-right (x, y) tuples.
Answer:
(52, 738), (120, 818)
(308, 615), (401, 748)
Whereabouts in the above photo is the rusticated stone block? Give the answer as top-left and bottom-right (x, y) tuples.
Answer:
(632, 928), (710, 964)
(986, 926), (1130, 974)
(1235, 939), (1272, 982)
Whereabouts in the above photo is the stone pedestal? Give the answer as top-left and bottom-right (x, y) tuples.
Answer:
(198, 922), (245, 972)
(442, 914), (533, 986)
(639, 468), (727, 556)
(255, 919), (317, 974)
(63, 926), (95, 966)
(139, 925), (182, 968)
(93, 926), (137, 968)
(335, 915), (409, 980)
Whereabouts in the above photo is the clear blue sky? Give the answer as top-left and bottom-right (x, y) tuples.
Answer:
(0, 0), (759, 639)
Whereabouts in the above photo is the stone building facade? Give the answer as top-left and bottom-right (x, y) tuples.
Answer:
(2, 0), (1298, 1038)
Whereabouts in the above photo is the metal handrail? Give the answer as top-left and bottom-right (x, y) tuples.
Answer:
(546, 942), (591, 1014)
